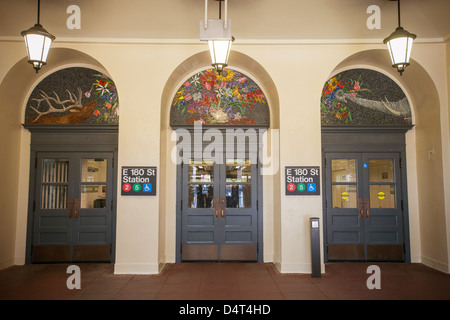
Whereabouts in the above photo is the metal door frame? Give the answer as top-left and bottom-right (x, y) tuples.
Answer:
(175, 128), (264, 263)
(32, 151), (114, 262)
(24, 125), (118, 264)
(324, 151), (404, 261)
(322, 127), (411, 263)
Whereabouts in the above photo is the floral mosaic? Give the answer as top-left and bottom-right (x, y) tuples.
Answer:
(84, 74), (119, 123)
(170, 68), (269, 126)
(25, 67), (119, 125)
(321, 69), (412, 127)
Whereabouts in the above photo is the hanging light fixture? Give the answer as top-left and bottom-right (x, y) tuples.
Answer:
(200, 0), (234, 75)
(21, 0), (55, 73)
(383, 0), (416, 75)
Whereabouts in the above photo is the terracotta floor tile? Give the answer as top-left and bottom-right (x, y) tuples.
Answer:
(113, 292), (158, 300)
(1, 262), (449, 300)
(155, 292), (198, 300)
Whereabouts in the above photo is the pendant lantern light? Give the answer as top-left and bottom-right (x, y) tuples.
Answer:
(21, 0), (55, 73)
(383, 0), (416, 75)
(200, 0), (234, 75)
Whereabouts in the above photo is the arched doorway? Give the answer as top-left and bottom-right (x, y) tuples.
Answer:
(9, 49), (121, 264)
(321, 67), (412, 262)
(172, 68), (269, 262)
(321, 49), (445, 265)
(160, 51), (280, 264)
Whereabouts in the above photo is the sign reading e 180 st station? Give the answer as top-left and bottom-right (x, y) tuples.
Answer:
(285, 166), (320, 195)
(121, 167), (157, 196)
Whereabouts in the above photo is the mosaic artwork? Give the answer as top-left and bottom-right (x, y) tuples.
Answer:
(321, 69), (412, 127)
(25, 67), (119, 125)
(170, 68), (269, 126)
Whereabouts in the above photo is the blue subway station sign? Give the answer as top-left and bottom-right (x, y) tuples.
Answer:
(121, 167), (157, 196)
(285, 166), (320, 196)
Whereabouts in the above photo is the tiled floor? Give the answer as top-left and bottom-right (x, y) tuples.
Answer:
(0, 262), (449, 300)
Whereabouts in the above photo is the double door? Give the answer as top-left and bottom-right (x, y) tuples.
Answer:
(325, 152), (406, 261)
(31, 152), (114, 263)
(180, 153), (259, 261)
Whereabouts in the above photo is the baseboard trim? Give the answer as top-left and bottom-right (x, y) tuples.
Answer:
(421, 255), (449, 274)
(114, 263), (159, 275)
(0, 257), (15, 271)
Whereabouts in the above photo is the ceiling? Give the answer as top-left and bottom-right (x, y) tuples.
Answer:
(1, 0), (449, 43)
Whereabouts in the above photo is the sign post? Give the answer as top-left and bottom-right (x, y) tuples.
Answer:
(310, 217), (321, 278)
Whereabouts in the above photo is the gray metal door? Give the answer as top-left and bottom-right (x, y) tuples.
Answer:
(181, 151), (259, 261)
(325, 152), (405, 261)
(32, 152), (114, 262)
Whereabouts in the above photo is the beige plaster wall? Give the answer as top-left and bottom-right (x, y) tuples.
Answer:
(0, 43), (24, 269)
(411, 44), (449, 272)
(445, 38), (450, 271)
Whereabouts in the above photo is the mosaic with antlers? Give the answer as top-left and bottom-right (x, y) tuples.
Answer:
(24, 67), (119, 125)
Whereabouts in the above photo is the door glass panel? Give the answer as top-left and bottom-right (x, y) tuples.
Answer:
(226, 184), (251, 208)
(331, 159), (356, 182)
(81, 185), (107, 208)
(81, 159), (107, 182)
(189, 159), (214, 182)
(370, 185), (395, 208)
(81, 158), (107, 209)
(226, 159), (251, 182)
(189, 184), (214, 208)
(41, 185), (68, 209)
(332, 185), (357, 208)
(369, 159), (394, 183)
(41, 159), (69, 209)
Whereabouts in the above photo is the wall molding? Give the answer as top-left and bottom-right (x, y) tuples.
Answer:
(421, 255), (449, 274)
(1, 36), (447, 46)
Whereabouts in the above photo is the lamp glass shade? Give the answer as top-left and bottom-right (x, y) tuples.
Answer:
(384, 27), (416, 74)
(21, 24), (55, 72)
(208, 39), (232, 73)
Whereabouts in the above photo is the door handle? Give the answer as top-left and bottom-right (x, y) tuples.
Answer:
(73, 198), (80, 218)
(220, 198), (226, 218)
(214, 198), (226, 218)
(68, 198), (74, 218)
(214, 198), (220, 218)
(358, 198), (364, 218)
(364, 198), (370, 218)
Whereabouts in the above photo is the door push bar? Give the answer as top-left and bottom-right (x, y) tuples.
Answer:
(214, 198), (226, 218)
(68, 198), (80, 218)
(358, 198), (370, 218)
